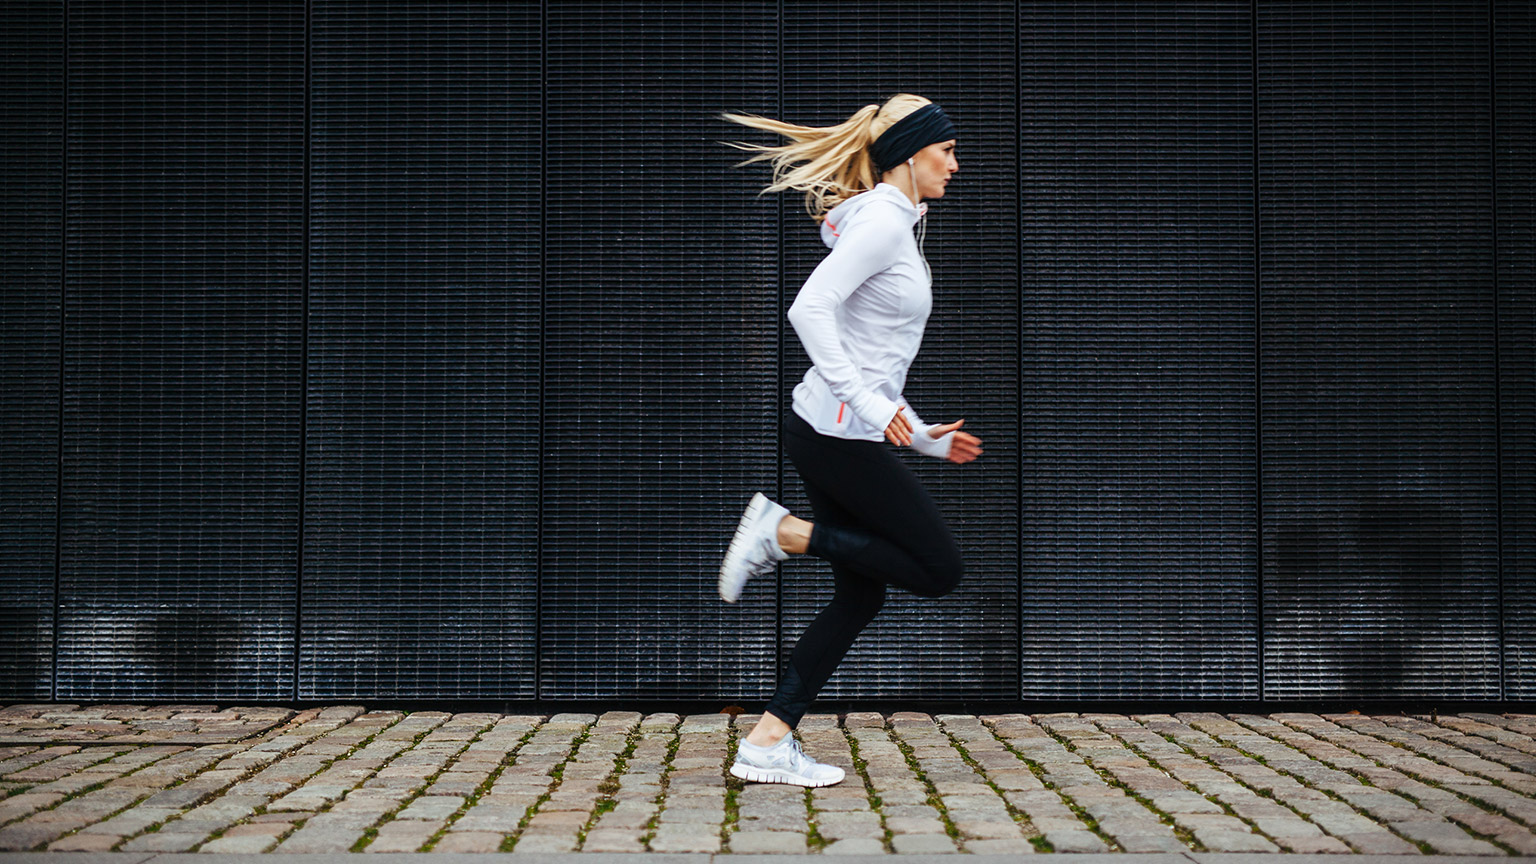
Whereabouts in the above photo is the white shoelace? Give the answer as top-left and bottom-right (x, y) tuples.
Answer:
(782, 736), (816, 773)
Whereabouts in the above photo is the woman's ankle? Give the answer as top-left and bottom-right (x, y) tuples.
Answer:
(746, 716), (792, 747)
(776, 514), (812, 555)
(746, 729), (787, 747)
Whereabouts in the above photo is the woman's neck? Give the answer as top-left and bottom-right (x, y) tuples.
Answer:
(879, 165), (921, 206)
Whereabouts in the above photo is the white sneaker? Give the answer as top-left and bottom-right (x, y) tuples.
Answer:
(730, 732), (846, 787)
(718, 492), (790, 603)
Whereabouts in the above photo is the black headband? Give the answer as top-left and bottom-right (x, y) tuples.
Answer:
(868, 102), (958, 175)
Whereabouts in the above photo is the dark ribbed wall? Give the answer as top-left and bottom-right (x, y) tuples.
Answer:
(0, 1), (62, 700)
(0, 1), (1530, 703)
(1259, 0), (1501, 699)
(300, 2), (542, 699)
(538, 3), (781, 700)
(56, 1), (304, 699)
(1017, 3), (1259, 699)
(1499, 1), (1535, 699)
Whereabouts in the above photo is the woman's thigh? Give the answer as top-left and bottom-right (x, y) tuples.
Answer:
(786, 451), (884, 605)
(783, 413), (962, 579)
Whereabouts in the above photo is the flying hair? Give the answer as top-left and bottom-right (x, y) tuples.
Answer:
(716, 93), (933, 224)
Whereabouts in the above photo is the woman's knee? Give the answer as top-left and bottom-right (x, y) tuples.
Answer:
(913, 550), (965, 598)
(832, 585), (886, 622)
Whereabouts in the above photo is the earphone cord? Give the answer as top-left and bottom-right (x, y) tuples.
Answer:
(909, 158), (932, 285)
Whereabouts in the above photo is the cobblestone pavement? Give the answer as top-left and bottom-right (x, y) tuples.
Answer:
(0, 705), (1533, 855)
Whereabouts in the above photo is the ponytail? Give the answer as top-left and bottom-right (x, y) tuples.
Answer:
(717, 93), (932, 223)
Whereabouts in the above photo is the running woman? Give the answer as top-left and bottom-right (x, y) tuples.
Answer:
(714, 94), (983, 787)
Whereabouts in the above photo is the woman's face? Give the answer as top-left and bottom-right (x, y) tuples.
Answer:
(894, 138), (958, 202)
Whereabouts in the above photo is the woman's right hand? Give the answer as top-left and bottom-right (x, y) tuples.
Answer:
(926, 419), (984, 464)
(883, 406), (913, 446)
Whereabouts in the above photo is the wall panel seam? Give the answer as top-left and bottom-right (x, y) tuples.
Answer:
(536, 0), (547, 700)
(295, 0), (312, 702)
(52, 0), (68, 703)
(1015, 0), (1024, 703)
(1252, 0), (1265, 702)
(1489, 0), (1504, 701)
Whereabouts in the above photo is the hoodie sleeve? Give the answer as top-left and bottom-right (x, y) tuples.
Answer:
(786, 206), (904, 433)
(898, 399), (955, 459)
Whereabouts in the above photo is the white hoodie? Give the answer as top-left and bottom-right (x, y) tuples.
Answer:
(787, 181), (954, 460)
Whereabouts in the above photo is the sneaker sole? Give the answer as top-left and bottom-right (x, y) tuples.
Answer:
(718, 492), (773, 603)
(729, 761), (844, 787)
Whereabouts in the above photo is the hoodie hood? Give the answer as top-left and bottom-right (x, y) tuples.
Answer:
(820, 182), (928, 249)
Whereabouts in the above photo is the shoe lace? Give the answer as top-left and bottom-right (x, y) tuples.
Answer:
(782, 736), (812, 772)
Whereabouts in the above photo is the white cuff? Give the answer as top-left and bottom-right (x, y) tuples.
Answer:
(909, 426), (955, 459)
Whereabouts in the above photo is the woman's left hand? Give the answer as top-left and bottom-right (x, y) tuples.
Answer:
(927, 419), (983, 464)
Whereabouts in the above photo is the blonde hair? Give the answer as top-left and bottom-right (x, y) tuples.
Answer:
(717, 93), (933, 224)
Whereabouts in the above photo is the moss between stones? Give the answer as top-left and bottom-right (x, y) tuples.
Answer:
(638, 716), (683, 851)
(422, 721), (539, 852)
(935, 719), (1050, 852)
(841, 720), (893, 854)
(981, 720), (1116, 852)
(1036, 720), (1201, 852)
(1182, 715), (1469, 856)
(500, 718), (595, 853)
(578, 718), (643, 851)
(720, 719), (741, 851)
(358, 714), (500, 852)
(885, 720), (961, 845)
(143, 711), (410, 854)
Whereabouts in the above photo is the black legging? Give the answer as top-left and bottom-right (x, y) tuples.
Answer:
(762, 409), (965, 728)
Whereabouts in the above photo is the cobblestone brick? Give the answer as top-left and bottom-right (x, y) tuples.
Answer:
(647, 821), (721, 852)
(954, 818), (1024, 840)
(1336, 828), (1424, 854)
(45, 831), (120, 851)
(198, 832), (282, 854)
(1390, 816), (1505, 855)
(728, 829), (807, 853)
(118, 830), (206, 852)
(592, 799), (658, 830)
(813, 809), (881, 840)
(882, 813), (941, 834)
(393, 794), (463, 820)
(821, 836), (886, 854)
(432, 830), (502, 852)
(890, 831), (958, 853)
(0, 792), (64, 824)
(515, 827), (581, 848)
(363, 817), (440, 852)
(967, 836), (1035, 853)
(0, 746), (82, 778)
(4, 748), (128, 782)
(1044, 828), (1110, 852)
(579, 827), (648, 852)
